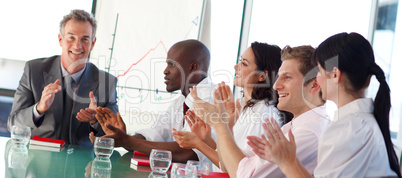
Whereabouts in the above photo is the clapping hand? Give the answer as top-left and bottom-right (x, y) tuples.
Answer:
(185, 110), (212, 142)
(217, 82), (242, 129)
(190, 86), (229, 127)
(246, 135), (273, 161)
(95, 107), (126, 134)
(76, 91), (97, 124)
(89, 107), (128, 147)
(172, 109), (214, 149)
(172, 129), (201, 149)
(36, 79), (62, 114)
(247, 118), (296, 167)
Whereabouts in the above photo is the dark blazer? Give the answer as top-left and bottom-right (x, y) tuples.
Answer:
(8, 55), (118, 146)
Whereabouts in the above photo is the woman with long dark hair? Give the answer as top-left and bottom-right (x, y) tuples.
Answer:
(247, 32), (401, 177)
(172, 42), (285, 171)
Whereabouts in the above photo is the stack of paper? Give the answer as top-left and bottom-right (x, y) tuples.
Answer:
(131, 151), (151, 167)
(29, 136), (65, 152)
(130, 164), (153, 172)
(130, 151), (177, 173)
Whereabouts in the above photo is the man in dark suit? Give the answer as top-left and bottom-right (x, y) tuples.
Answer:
(7, 9), (118, 146)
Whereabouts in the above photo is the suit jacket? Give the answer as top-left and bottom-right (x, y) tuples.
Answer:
(8, 55), (118, 146)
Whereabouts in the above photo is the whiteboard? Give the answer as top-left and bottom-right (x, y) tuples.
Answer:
(90, 0), (205, 132)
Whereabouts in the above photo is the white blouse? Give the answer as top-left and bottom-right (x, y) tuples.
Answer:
(314, 98), (397, 177)
(232, 100), (280, 150)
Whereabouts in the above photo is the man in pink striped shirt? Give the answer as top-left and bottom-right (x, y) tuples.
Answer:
(238, 45), (331, 177)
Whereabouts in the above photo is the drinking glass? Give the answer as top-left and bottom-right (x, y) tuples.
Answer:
(186, 160), (209, 176)
(94, 137), (114, 158)
(11, 125), (31, 147)
(185, 165), (197, 177)
(91, 157), (112, 178)
(148, 171), (168, 178)
(8, 146), (29, 169)
(7, 146), (29, 178)
(149, 149), (172, 173)
(171, 163), (186, 177)
(171, 163), (197, 178)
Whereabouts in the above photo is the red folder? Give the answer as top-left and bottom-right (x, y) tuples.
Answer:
(130, 164), (153, 172)
(202, 172), (230, 178)
(134, 151), (149, 157)
(131, 154), (151, 167)
(30, 135), (65, 148)
(131, 150), (175, 168)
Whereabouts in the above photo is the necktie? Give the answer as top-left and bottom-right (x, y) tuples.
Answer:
(183, 102), (189, 126)
(61, 75), (74, 144)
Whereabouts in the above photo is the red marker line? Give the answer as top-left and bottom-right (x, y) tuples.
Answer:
(116, 41), (168, 78)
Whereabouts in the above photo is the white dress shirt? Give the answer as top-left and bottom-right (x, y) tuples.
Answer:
(135, 78), (216, 164)
(237, 106), (330, 178)
(233, 100), (281, 150)
(314, 98), (397, 177)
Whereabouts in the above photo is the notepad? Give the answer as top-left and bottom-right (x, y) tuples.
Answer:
(29, 144), (65, 152)
(130, 164), (153, 172)
(131, 153), (151, 166)
(30, 135), (65, 148)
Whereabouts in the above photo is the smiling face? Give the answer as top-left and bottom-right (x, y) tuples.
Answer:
(273, 59), (311, 117)
(59, 19), (96, 74)
(234, 47), (260, 89)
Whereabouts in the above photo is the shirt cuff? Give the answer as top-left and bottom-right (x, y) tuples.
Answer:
(33, 103), (44, 122)
(90, 122), (100, 130)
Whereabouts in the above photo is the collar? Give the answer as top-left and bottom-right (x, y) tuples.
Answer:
(184, 77), (215, 110)
(291, 105), (329, 126)
(60, 62), (86, 83)
(333, 98), (373, 122)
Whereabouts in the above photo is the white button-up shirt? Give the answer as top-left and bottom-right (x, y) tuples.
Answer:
(314, 98), (397, 177)
(135, 78), (216, 164)
(233, 100), (280, 150)
(237, 106), (330, 177)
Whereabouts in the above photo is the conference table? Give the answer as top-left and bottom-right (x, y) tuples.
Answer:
(0, 136), (153, 177)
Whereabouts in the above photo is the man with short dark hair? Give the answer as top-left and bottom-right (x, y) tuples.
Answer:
(94, 39), (216, 163)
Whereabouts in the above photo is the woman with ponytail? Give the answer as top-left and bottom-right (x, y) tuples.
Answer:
(247, 32), (401, 177)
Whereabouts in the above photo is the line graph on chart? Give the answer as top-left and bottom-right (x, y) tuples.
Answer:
(89, 0), (205, 118)
(115, 16), (199, 79)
